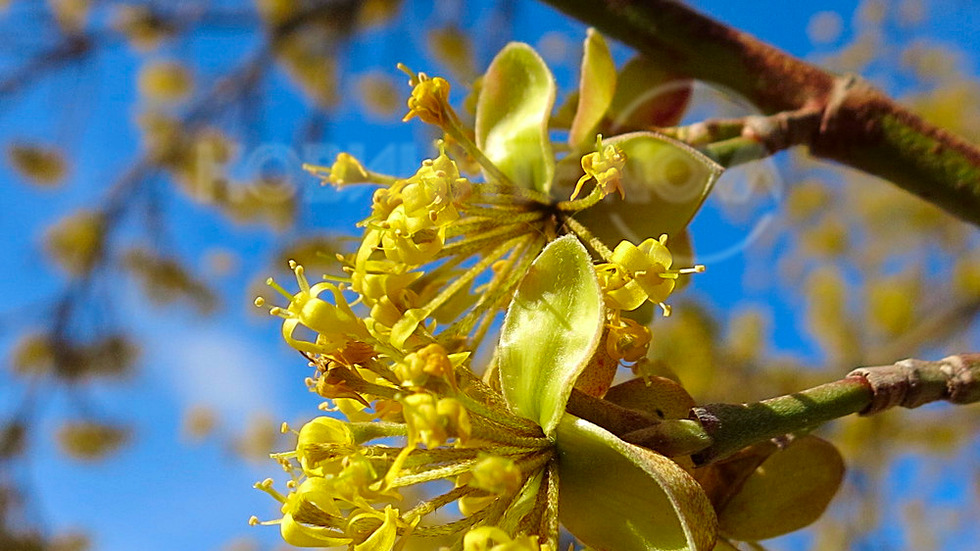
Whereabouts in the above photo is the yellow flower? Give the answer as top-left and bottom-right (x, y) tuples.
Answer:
(350, 506), (406, 551)
(597, 235), (702, 313)
(304, 152), (371, 187)
(463, 526), (547, 551)
(570, 135), (626, 200)
(352, 265), (422, 307)
(399, 150), (466, 227)
(401, 393), (471, 449)
(393, 343), (462, 389)
(327, 454), (394, 504)
(252, 478), (353, 548)
(468, 454), (523, 495)
(294, 417), (357, 476)
(258, 261), (369, 355)
(402, 69), (452, 127)
(380, 205), (446, 265)
(606, 317), (651, 363)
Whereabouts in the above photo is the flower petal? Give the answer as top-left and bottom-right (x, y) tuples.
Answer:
(476, 42), (556, 193)
(498, 235), (604, 437)
(556, 415), (717, 551)
(568, 29), (617, 150)
(280, 513), (353, 548)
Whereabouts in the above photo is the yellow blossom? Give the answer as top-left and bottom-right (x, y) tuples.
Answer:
(570, 135), (626, 200)
(327, 454), (395, 505)
(252, 478), (352, 548)
(7, 144), (68, 186)
(350, 506), (405, 551)
(463, 527), (546, 551)
(399, 150), (467, 227)
(401, 68), (452, 127)
(304, 152), (371, 187)
(380, 206), (446, 265)
(312, 369), (372, 407)
(468, 455), (523, 495)
(393, 343), (461, 389)
(606, 317), (652, 363)
(258, 261), (370, 355)
(401, 393), (471, 449)
(294, 416), (357, 476)
(352, 265), (422, 307)
(596, 235), (702, 313)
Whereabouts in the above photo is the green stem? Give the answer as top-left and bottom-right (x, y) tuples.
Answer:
(568, 354), (980, 465)
(700, 137), (769, 169)
(693, 353), (980, 464)
(690, 377), (872, 465)
(541, 0), (980, 227)
(350, 421), (407, 444)
(561, 216), (614, 261)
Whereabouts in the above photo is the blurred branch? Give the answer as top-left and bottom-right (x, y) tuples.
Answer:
(543, 0), (980, 227)
(867, 296), (980, 366)
(0, 35), (91, 98)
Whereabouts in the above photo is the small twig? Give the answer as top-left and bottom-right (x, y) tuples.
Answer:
(848, 354), (980, 414)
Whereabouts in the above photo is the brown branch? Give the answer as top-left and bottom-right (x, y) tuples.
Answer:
(848, 354), (980, 415)
(542, 0), (980, 227)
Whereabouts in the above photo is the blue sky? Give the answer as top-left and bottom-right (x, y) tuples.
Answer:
(2, 1), (979, 550)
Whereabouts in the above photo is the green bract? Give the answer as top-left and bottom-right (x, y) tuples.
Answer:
(717, 436), (845, 541)
(498, 237), (716, 550)
(498, 235), (603, 437)
(556, 415), (717, 551)
(476, 42), (556, 193)
(607, 55), (693, 133)
(568, 29), (616, 151)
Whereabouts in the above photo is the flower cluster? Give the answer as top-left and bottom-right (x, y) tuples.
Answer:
(252, 30), (728, 551)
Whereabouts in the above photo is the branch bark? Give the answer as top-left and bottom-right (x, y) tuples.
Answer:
(542, 0), (980, 227)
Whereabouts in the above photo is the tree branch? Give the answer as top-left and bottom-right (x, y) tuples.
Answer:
(542, 0), (980, 227)
(567, 354), (980, 465)
(693, 353), (980, 464)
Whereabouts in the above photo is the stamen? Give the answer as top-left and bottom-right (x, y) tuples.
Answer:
(266, 277), (292, 300)
(321, 274), (352, 284)
(397, 63), (419, 86)
(267, 306), (294, 321)
(292, 263), (311, 294)
(253, 478), (287, 503)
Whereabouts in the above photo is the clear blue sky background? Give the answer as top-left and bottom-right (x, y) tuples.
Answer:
(1, 1), (979, 550)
